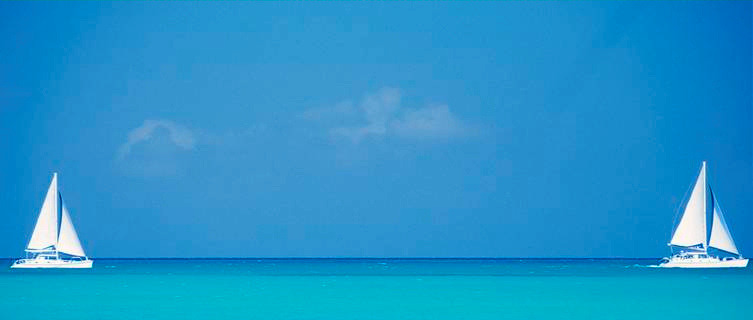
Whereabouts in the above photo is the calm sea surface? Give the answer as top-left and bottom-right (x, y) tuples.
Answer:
(0, 259), (750, 319)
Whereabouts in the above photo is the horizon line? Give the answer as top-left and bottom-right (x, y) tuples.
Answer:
(0, 256), (663, 260)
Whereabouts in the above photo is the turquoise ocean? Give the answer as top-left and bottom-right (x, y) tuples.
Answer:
(1, 259), (750, 319)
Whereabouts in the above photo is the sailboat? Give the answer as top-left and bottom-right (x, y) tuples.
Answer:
(660, 161), (748, 268)
(11, 173), (92, 268)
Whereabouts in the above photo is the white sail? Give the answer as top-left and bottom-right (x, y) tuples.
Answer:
(57, 199), (86, 257)
(27, 173), (59, 250)
(670, 162), (707, 248)
(709, 197), (739, 255)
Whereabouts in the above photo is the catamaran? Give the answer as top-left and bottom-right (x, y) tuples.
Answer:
(660, 161), (747, 268)
(11, 173), (92, 268)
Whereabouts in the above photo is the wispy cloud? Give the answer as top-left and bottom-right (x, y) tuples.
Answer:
(116, 119), (196, 177)
(305, 87), (473, 143)
(117, 119), (195, 159)
(116, 119), (268, 177)
(391, 105), (468, 139)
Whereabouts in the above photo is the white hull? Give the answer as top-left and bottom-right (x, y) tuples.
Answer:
(11, 258), (93, 269)
(659, 257), (748, 268)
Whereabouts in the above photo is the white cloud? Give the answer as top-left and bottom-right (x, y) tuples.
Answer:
(117, 119), (195, 159)
(306, 87), (471, 143)
(115, 119), (198, 177)
(391, 105), (468, 139)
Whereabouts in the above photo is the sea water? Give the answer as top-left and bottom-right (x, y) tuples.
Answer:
(0, 259), (750, 319)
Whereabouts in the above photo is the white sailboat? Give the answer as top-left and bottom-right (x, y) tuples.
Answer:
(11, 173), (92, 269)
(660, 161), (748, 268)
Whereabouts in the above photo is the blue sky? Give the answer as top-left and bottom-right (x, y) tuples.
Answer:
(0, 1), (750, 258)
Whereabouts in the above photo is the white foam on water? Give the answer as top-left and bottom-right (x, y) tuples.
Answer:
(628, 264), (661, 268)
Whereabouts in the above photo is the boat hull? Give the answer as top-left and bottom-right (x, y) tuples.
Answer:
(10, 259), (93, 269)
(659, 258), (748, 268)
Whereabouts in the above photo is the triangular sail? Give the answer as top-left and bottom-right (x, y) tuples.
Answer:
(27, 173), (59, 250)
(57, 198), (86, 257)
(670, 162), (707, 249)
(709, 193), (739, 255)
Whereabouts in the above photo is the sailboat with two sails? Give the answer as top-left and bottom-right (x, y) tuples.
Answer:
(11, 173), (92, 268)
(660, 161), (747, 268)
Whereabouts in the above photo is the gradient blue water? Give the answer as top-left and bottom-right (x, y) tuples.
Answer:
(1, 259), (750, 319)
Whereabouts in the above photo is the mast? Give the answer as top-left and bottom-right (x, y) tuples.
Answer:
(701, 161), (707, 252)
